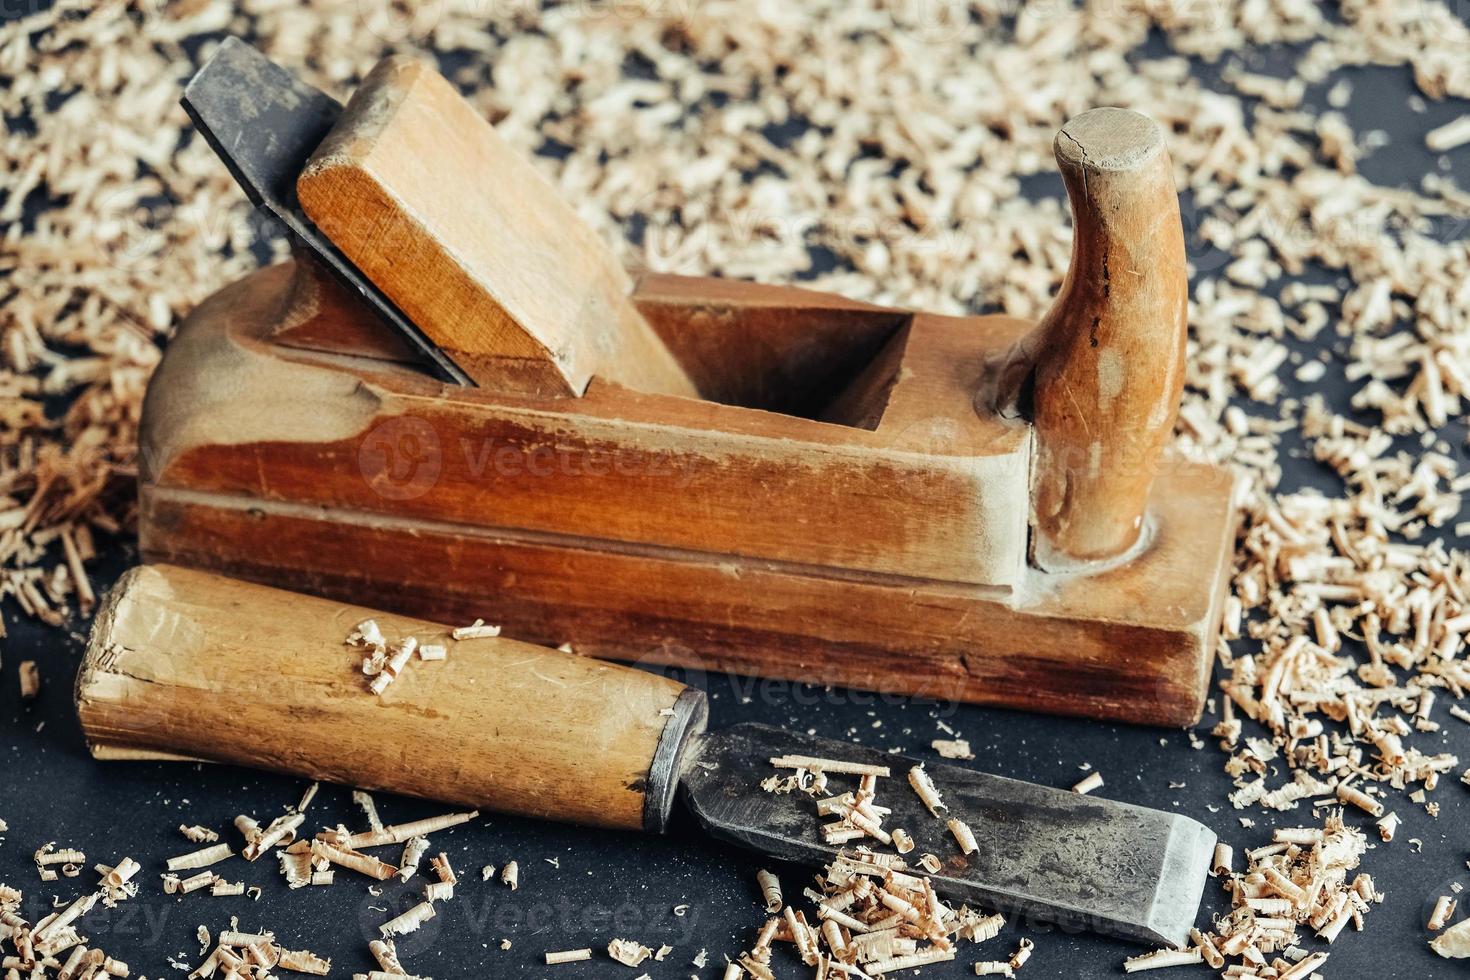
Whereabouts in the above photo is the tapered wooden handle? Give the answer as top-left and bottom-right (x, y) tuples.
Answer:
(1027, 108), (1188, 569)
(76, 565), (707, 833)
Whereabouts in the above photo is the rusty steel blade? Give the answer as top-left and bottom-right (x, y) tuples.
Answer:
(179, 37), (472, 385)
(681, 723), (1214, 947)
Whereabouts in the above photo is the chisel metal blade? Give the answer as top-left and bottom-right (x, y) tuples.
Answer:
(179, 38), (472, 386)
(680, 723), (1214, 948)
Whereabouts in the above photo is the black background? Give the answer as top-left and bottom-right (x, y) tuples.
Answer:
(3, 2), (1470, 977)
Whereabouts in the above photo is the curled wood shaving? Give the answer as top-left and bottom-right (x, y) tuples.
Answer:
(608, 938), (654, 967)
(179, 825), (219, 844)
(166, 843), (233, 872)
(5, 1), (1470, 974)
(451, 619), (501, 640)
(330, 810), (478, 849)
(379, 901), (435, 938)
(735, 759), (1017, 976)
(1134, 811), (1372, 973)
(756, 869), (782, 913)
(1072, 772), (1105, 796)
(1433, 917), (1470, 958)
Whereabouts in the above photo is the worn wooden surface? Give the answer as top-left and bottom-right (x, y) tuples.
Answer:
(141, 458), (1234, 725)
(1009, 108), (1189, 570)
(296, 56), (698, 399)
(140, 262), (1032, 588)
(76, 564), (700, 831)
(137, 261), (1236, 726)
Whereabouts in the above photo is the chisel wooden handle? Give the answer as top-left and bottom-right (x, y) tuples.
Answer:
(76, 565), (707, 833)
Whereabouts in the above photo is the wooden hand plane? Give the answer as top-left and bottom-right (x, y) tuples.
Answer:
(141, 39), (1238, 726)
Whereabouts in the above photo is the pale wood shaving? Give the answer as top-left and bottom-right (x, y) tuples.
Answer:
(608, 938), (654, 967)
(734, 760), (1016, 977)
(1072, 772), (1105, 796)
(1432, 917), (1470, 958)
(4, 1), (1470, 975)
(930, 739), (974, 761)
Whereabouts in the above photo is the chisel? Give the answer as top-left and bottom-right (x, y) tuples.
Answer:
(77, 564), (1214, 947)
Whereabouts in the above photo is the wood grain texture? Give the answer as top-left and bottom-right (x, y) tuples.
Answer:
(140, 457), (1235, 727)
(76, 564), (702, 831)
(139, 262), (1032, 588)
(631, 272), (909, 423)
(296, 56), (698, 400)
(137, 262), (1238, 725)
(270, 249), (421, 364)
(1023, 108), (1189, 569)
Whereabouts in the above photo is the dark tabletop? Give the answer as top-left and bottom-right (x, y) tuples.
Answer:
(3, 4), (1469, 978)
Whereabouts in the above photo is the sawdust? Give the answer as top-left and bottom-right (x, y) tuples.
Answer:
(3, 0), (1470, 972)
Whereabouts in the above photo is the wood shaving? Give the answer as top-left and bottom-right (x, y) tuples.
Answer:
(17, 662), (39, 700)
(399, 836), (429, 882)
(429, 852), (457, 886)
(243, 813), (304, 862)
(1425, 115), (1470, 152)
(166, 843), (234, 872)
(930, 739), (974, 761)
(316, 841), (398, 881)
(947, 818), (979, 856)
(1433, 917), (1470, 958)
(1072, 772), (1105, 796)
(501, 861), (519, 891)
(908, 766), (946, 817)
(379, 902), (435, 938)
(1126, 811), (1372, 974)
(756, 869), (782, 913)
(1123, 947), (1203, 972)
(328, 811), (478, 849)
(608, 938), (654, 967)
(451, 619), (501, 640)
(770, 756), (890, 777)
(179, 825), (220, 844)
(1430, 895), (1457, 931)
(733, 760), (1016, 977)
(4, 0), (1470, 972)
(353, 790), (385, 833)
(545, 947), (592, 964)
(368, 938), (404, 974)
(368, 637), (418, 696)
(277, 948), (331, 975)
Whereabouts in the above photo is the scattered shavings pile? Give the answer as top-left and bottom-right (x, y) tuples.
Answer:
(1127, 811), (1373, 976)
(3, 0), (1468, 654)
(0, 784), (491, 978)
(2, 854), (144, 978)
(739, 755), (1024, 977)
(346, 616), (495, 697)
(5, 0), (1470, 972)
